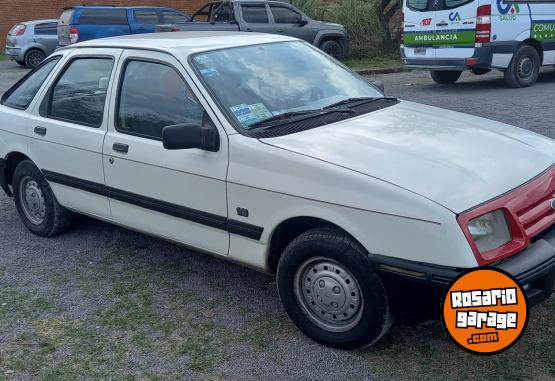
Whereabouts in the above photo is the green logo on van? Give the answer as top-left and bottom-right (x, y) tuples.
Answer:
(532, 22), (555, 40)
(404, 30), (475, 47)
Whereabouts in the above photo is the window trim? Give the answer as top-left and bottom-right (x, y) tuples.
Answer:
(1, 55), (62, 111)
(114, 57), (207, 142)
(40, 55), (115, 128)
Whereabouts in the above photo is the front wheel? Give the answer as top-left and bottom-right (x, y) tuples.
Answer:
(320, 40), (344, 60)
(504, 45), (540, 88)
(277, 227), (392, 349)
(12, 160), (73, 237)
(430, 70), (462, 84)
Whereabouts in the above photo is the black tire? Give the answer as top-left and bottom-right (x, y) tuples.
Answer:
(15, 60), (27, 67)
(430, 70), (462, 84)
(320, 40), (344, 60)
(24, 49), (45, 69)
(277, 226), (392, 349)
(12, 160), (73, 237)
(504, 45), (540, 88)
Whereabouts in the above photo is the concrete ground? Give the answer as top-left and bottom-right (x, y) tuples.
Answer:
(0, 61), (554, 380)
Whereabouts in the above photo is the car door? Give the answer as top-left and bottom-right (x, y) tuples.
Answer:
(130, 9), (162, 34)
(33, 22), (58, 54)
(403, 0), (437, 61)
(27, 48), (122, 220)
(238, 3), (276, 33)
(435, 0), (478, 60)
(268, 4), (313, 42)
(103, 50), (229, 255)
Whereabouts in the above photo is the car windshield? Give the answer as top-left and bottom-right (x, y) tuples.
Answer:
(190, 41), (383, 130)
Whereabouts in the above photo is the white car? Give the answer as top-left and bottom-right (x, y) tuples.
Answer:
(0, 32), (554, 349)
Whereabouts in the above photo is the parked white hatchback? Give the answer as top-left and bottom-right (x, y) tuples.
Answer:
(1, 32), (554, 349)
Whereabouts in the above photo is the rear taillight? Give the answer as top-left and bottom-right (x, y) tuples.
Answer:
(69, 26), (79, 44)
(475, 5), (491, 43)
(14, 25), (26, 36)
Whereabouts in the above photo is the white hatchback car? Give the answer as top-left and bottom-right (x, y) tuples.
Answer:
(0, 32), (554, 349)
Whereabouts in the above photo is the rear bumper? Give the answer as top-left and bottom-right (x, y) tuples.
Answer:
(401, 45), (493, 71)
(373, 224), (555, 306)
(4, 46), (23, 61)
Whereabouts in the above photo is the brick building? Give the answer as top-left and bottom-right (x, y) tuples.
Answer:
(1, 0), (205, 47)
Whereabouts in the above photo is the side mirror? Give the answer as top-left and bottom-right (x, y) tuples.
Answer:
(162, 123), (219, 152)
(298, 18), (309, 26)
(369, 80), (385, 93)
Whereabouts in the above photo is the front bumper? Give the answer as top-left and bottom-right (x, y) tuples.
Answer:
(401, 44), (493, 71)
(373, 224), (555, 306)
(5, 46), (23, 61)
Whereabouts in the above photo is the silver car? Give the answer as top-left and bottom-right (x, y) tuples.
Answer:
(5, 19), (58, 69)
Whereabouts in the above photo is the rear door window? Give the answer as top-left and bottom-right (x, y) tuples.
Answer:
(78, 9), (128, 25)
(406, 0), (433, 11)
(242, 5), (269, 23)
(406, 0), (474, 11)
(2, 57), (61, 110)
(58, 9), (74, 25)
(41, 58), (114, 127)
(34, 22), (58, 35)
(444, 0), (474, 9)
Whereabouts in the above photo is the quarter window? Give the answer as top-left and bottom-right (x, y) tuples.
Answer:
(41, 58), (114, 127)
(116, 60), (205, 140)
(2, 57), (60, 110)
(242, 5), (269, 23)
(270, 6), (302, 24)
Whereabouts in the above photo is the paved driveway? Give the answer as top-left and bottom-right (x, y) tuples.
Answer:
(0, 62), (554, 380)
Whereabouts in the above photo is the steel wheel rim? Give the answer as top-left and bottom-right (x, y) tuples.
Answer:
(27, 51), (44, 68)
(517, 56), (534, 79)
(294, 257), (363, 333)
(19, 176), (46, 225)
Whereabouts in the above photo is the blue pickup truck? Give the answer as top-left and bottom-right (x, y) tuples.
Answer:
(57, 6), (189, 47)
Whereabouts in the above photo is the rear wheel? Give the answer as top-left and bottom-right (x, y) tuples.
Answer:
(430, 70), (462, 84)
(277, 226), (392, 349)
(320, 40), (344, 60)
(12, 160), (73, 237)
(504, 45), (540, 88)
(24, 49), (45, 69)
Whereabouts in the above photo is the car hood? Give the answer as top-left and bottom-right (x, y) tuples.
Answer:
(260, 101), (555, 213)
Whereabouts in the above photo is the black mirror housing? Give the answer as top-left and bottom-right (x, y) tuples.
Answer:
(162, 123), (219, 152)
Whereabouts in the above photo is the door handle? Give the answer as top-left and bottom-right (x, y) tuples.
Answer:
(276, 28), (284, 33)
(436, 22), (448, 26)
(112, 143), (129, 154)
(34, 126), (47, 136)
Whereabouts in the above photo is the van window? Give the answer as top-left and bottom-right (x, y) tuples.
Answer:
(2, 57), (60, 110)
(444, 0), (474, 9)
(406, 0), (475, 11)
(41, 58), (114, 127)
(407, 0), (430, 11)
(78, 9), (128, 25)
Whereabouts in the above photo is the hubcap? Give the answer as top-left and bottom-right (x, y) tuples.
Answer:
(19, 176), (46, 225)
(517, 56), (534, 79)
(294, 257), (363, 333)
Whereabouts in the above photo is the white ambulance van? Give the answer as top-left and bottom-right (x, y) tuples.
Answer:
(401, 0), (555, 87)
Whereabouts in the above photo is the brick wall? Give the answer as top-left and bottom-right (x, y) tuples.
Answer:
(1, 0), (206, 48)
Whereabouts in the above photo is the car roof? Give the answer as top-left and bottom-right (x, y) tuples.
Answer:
(61, 31), (296, 55)
(66, 5), (179, 10)
(21, 19), (59, 25)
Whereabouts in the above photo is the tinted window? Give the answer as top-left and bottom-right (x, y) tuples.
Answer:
(117, 60), (204, 140)
(406, 0), (429, 11)
(78, 9), (128, 25)
(444, 0), (474, 9)
(42, 58), (114, 127)
(162, 10), (189, 23)
(3, 57), (60, 110)
(214, 4), (234, 22)
(134, 10), (159, 24)
(270, 6), (301, 23)
(34, 23), (57, 35)
(242, 5), (269, 23)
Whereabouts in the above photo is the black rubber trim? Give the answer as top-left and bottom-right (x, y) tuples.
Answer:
(372, 224), (555, 306)
(41, 169), (263, 240)
(0, 159), (13, 197)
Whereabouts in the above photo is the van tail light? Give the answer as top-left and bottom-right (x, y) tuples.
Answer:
(475, 5), (491, 43)
(14, 25), (26, 36)
(69, 26), (79, 44)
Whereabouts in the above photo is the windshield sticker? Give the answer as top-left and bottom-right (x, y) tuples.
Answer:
(200, 68), (219, 78)
(230, 103), (273, 128)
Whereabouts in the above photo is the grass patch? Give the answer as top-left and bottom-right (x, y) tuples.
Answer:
(0, 54), (7, 62)
(344, 51), (401, 69)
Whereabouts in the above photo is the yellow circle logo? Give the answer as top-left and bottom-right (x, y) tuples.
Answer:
(441, 268), (529, 355)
